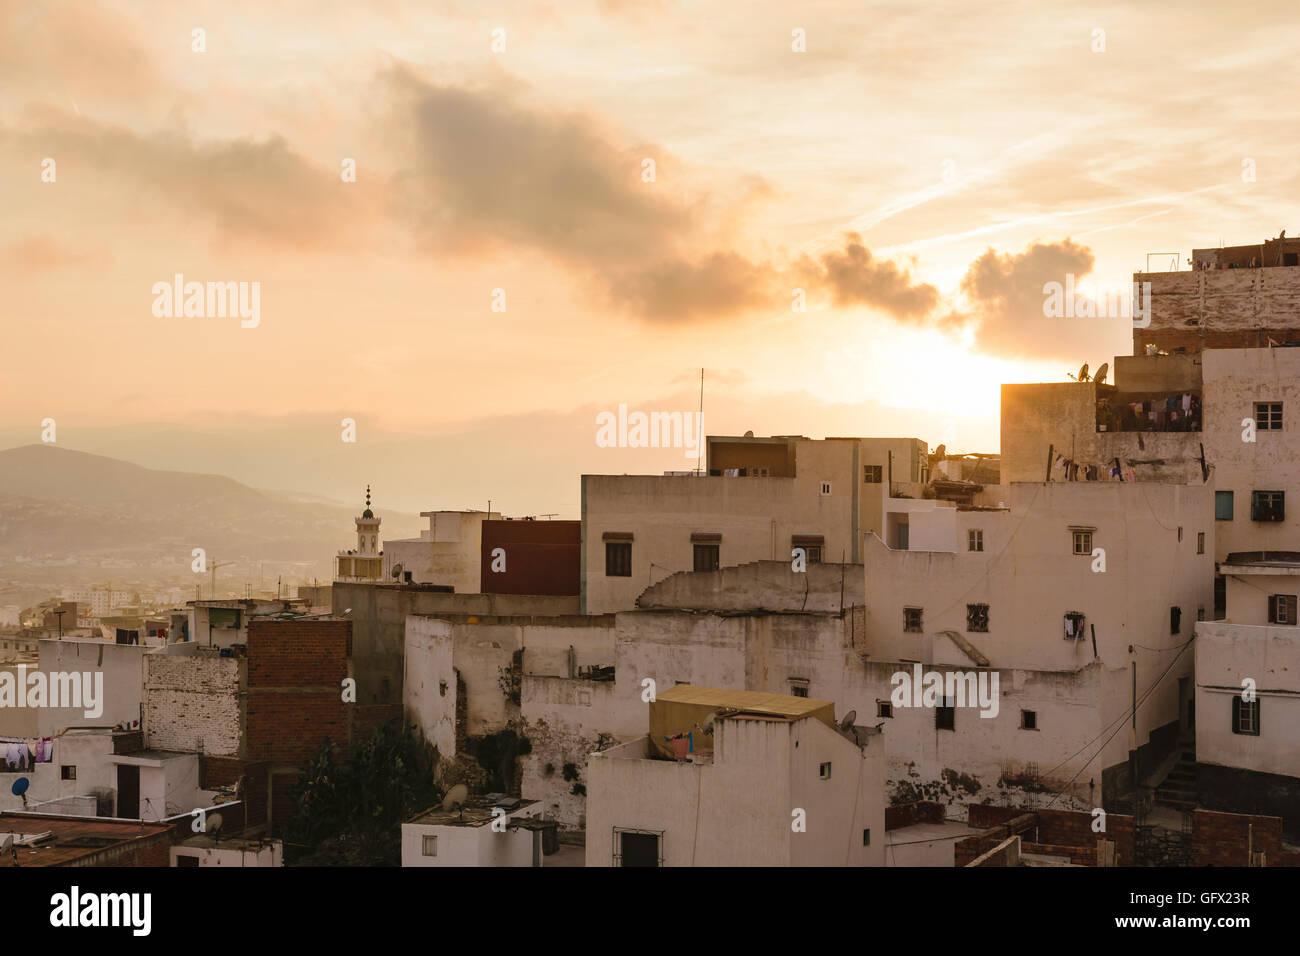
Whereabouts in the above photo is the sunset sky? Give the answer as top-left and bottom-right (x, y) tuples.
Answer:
(3, 0), (1297, 516)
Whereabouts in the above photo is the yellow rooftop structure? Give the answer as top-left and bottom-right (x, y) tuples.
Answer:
(648, 685), (836, 759)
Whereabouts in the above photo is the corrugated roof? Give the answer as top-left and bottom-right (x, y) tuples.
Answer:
(654, 684), (832, 719)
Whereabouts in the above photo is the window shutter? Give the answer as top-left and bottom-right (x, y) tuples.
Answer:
(1232, 694), (1241, 731)
(1269, 595), (1278, 623)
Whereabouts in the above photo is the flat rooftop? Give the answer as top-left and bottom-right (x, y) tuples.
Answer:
(654, 684), (834, 719)
(0, 813), (173, 867)
(408, 797), (539, 828)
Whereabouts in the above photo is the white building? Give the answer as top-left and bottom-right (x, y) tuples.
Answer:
(171, 834), (283, 866)
(585, 685), (885, 866)
(581, 434), (930, 613)
(401, 797), (546, 867)
(1194, 554), (1300, 836)
(383, 510), (500, 591)
(863, 480), (1213, 809)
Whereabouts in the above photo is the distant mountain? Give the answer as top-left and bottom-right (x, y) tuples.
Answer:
(0, 445), (422, 578)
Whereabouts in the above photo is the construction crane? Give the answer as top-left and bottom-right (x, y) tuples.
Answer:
(209, 561), (234, 600)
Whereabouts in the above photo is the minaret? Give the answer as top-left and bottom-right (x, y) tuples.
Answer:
(356, 485), (381, 556)
(337, 485), (383, 582)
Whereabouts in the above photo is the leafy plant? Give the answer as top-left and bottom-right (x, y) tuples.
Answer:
(286, 720), (441, 866)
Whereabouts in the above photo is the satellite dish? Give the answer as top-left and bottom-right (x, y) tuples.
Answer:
(441, 783), (469, 812)
(744, 430), (754, 438)
(1094, 362), (1109, 386)
(391, 563), (404, 579)
(839, 710), (857, 730)
(695, 711), (718, 733)
(206, 812), (224, 838)
(1078, 363), (1090, 382)
(10, 778), (29, 797)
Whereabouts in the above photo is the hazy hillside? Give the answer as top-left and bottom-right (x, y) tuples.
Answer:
(0, 445), (422, 580)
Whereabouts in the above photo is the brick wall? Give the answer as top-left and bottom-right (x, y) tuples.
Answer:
(201, 756), (270, 829)
(964, 805), (1135, 866)
(143, 655), (242, 755)
(1192, 809), (1286, 867)
(246, 619), (351, 765)
(73, 833), (174, 867)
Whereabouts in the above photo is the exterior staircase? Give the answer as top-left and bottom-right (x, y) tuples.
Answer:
(1153, 737), (1198, 812)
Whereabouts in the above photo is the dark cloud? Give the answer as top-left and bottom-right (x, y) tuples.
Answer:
(3, 111), (369, 249)
(609, 252), (776, 321)
(382, 66), (693, 265)
(796, 232), (940, 318)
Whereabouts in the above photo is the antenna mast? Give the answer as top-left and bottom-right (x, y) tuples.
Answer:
(696, 367), (705, 475)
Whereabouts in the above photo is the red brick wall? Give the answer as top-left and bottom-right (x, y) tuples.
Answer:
(963, 805), (1135, 866)
(246, 619), (351, 765)
(201, 756), (270, 829)
(1023, 842), (1100, 866)
(74, 833), (174, 867)
(351, 703), (403, 746)
(1192, 809), (1285, 866)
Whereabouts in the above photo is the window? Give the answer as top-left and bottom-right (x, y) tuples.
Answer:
(1268, 594), (1297, 625)
(176, 855), (200, 867)
(966, 603), (989, 633)
(693, 543), (719, 572)
(864, 465), (883, 483)
(936, 699), (956, 731)
(1072, 530), (1093, 555)
(1021, 710), (1037, 730)
(1215, 575), (1226, 618)
(1251, 491), (1285, 522)
(614, 829), (662, 867)
(791, 685), (808, 698)
(1255, 402), (1283, 430)
(904, 607), (923, 633)
(1177, 526), (1183, 542)
(1232, 695), (1260, 736)
(1170, 606), (1181, 635)
(422, 835), (438, 857)
(605, 541), (632, 577)
(820, 481), (832, 496)
(877, 701), (893, 718)
(968, 529), (984, 552)
(819, 761), (832, 780)
(1215, 491), (1234, 521)
(61, 765), (76, 781)
(1197, 532), (1205, 555)
(863, 829), (871, 846)
(1064, 612), (1086, 640)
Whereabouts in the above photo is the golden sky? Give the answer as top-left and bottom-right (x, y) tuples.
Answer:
(2, 0), (1296, 514)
